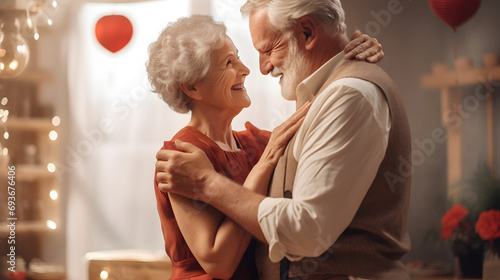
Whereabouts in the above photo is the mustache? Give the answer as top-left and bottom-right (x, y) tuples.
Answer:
(270, 67), (283, 78)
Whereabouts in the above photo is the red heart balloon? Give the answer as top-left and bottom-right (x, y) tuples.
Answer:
(428, 0), (481, 32)
(95, 15), (133, 53)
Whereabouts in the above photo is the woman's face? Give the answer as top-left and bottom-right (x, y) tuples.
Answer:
(195, 35), (251, 112)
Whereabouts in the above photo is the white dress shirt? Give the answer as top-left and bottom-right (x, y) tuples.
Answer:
(258, 52), (392, 271)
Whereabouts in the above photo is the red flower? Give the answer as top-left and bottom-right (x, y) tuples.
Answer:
(475, 210), (500, 241)
(441, 204), (469, 240)
(8, 271), (26, 280)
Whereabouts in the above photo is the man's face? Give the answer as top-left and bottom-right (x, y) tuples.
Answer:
(271, 35), (309, 101)
(249, 8), (309, 100)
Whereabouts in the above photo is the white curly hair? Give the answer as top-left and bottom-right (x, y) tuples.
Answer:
(146, 15), (227, 113)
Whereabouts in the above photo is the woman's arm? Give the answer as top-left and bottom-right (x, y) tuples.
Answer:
(168, 194), (252, 279)
(166, 102), (311, 279)
(344, 30), (384, 63)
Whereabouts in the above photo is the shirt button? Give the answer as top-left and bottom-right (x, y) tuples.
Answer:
(284, 190), (292, 198)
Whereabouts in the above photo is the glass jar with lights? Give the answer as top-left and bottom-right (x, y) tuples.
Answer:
(0, 10), (30, 79)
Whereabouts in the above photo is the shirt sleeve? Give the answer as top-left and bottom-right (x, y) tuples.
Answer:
(258, 78), (391, 262)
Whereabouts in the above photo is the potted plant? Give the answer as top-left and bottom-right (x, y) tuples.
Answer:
(441, 163), (500, 278)
(441, 204), (484, 277)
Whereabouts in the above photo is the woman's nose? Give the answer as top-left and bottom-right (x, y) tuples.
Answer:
(240, 61), (250, 76)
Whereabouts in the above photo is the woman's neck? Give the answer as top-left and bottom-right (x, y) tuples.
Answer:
(188, 107), (240, 151)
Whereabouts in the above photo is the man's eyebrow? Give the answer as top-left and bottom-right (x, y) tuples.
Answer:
(255, 44), (269, 53)
(263, 41), (275, 52)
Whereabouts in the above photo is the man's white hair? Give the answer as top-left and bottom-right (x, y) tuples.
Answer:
(241, 0), (347, 35)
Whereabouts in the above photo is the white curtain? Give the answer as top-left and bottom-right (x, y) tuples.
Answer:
(66, 1), (191, 279)
(66, 0), (292, 279)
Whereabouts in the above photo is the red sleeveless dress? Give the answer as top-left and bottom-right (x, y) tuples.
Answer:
(154, 122), (270, 280)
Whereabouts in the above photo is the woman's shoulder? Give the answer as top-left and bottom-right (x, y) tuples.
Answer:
(162, 126), (214, 153)
(234, 122), (270, 150)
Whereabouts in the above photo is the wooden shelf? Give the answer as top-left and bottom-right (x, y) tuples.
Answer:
(0, 71), (53, 83)
(13, 164), (57, 182)
(4, 117), (56, 131)
(420, 54), (499, 188)
(0, 29), (62, 267)
(0, 220), (56, 234)
(421, 65), (500, 89)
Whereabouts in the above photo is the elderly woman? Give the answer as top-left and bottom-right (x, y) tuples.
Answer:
(147, 15), (382, 280)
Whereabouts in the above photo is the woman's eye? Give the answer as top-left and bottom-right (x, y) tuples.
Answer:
(226, 56), (240, 66)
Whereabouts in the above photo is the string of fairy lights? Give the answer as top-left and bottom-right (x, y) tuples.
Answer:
(0, 0), (64, 79)
(1, 68), (61, 231)
(0, 0), (63, 230)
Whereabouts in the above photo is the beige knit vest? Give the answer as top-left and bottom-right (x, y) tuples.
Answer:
(255, 60), (412, 280)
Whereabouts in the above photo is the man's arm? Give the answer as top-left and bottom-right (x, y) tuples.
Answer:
(156, 142), (288, 244)
(197, 170), (268, 242)
(155, 102), (311, 243)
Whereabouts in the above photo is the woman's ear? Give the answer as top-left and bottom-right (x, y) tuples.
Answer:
(180, 83), (202, 100)
(296, 16), (318, 51)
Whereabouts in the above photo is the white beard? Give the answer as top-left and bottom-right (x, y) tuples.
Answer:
(270, 36), (309, 101)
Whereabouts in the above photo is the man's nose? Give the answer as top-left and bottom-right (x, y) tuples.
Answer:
(259, 54), (273, 75)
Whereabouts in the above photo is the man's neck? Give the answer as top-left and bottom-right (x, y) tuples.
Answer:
(307, 32), (349, 75)
(294, 32), (349, 110)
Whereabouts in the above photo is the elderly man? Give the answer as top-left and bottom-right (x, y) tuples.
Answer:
(156, 0), (411, 279)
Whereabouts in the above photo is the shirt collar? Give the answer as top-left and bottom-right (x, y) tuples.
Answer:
(296, 52), (348, 109)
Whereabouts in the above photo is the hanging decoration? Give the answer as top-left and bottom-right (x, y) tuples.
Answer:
(0, 0), (62, 79)
(95, 15), (133, 53)
(428, 0), (481, 32)
(0, 14), (30, 79)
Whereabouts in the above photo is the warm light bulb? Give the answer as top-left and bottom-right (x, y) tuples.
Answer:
(52, 116), (61, 126)
(47, 220), (57, 230)
(49, 130), (58, 140)
(100, 270), (109, 280)
(2, 148), (8, 156)
(47, 19), (53, 26)
(52, 0), (58, 8)
(0, 32), (30, 79)
(50, 190), (58, 200)
(34, 33), (39, 40)
(17, 45), (27, 53)
(9, 60), (18, 70)
(3, 132), (9, 139)
(2, 110), (9, 123)
(47, 163), (56, 172)
(1, 97), (7, 105)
